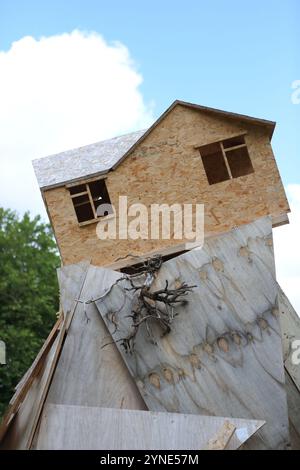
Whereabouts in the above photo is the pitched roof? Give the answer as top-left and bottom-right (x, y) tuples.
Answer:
(33, 100), (276, 190)
(32, 129), (146, 189)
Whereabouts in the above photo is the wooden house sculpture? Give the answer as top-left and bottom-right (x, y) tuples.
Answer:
(1, 100), (299, 450)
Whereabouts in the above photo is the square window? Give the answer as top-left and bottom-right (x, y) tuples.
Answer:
(198, 135), (254, 185)
(68, 178), (113, 224)
(199, 142), (230, 185)
(226, 146), (254, 178)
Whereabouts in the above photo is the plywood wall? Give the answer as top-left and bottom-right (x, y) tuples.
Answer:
(43, 104), (289, 266)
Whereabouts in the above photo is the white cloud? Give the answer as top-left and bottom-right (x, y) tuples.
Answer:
(0, 30), (154, 216)
(273, 184), (300, 315)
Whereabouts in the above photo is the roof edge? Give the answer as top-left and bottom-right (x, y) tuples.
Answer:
(112, 99), (276, 171)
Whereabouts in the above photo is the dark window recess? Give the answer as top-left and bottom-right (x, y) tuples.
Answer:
(226, 146), (254, 178)
(222, 135), (246, 149)
(74, 202), (94, 223)
(68, 178), (113, 223)
(73, 194), (90, 206)
(89, 180), (113, 216)
(69, 184), (86, 195)
(199, 143), (229, 184)
(199, 135), (254, 185)
(120, 249), (188, 275)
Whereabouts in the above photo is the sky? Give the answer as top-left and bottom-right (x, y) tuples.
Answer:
(0, 0), (299, 309)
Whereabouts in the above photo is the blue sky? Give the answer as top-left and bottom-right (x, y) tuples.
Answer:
(0, 0), (299, 185)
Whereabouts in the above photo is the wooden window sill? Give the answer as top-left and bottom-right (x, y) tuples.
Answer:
(78, 213), (115, 227)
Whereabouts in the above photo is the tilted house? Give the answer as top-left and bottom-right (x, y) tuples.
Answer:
(2, 100), (299, 451)
(33, 100), (290, 269)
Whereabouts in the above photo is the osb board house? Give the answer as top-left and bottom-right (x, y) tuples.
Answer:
(33, 100), (290, 268)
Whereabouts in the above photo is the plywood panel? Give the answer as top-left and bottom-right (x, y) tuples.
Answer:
(0, 262), (91, 448)
(278, 287), (300, 392)
(0, 316), (61, 447)
(44, 104), (289, 267)
(285, 371), (300, 450)
(94, 217), (289, 449)
(36, 403), (264, 450)
(45, 264), (146, 411)
(57, 260), (90, 322)
(0, 334), (60, 449)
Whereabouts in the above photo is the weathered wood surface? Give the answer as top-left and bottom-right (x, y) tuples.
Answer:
(278, 287), (300, 392)
(94, 217), (289, 449)
(57, 260), (90, 327)
(0, 334), (60, 449)
(285, 371), (300, 450)
(44, 264), (146, 411)
(206, 420), (236, 450)
(0, 316), (61, 447)
(0, 262), (90, 449)
(13, 316), (62, 393)
(36, 403), (264, 450)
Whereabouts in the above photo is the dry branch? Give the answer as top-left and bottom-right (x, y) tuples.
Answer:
(99, 255), (196, 353)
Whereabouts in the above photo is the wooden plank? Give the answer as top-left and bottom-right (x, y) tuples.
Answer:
(0, 316), (61, 443)
(43, 264), (146, 412)
(272, 213), (289, 228)
(206, 421), (236, 450)
(25, 261), (91, 448)
(36, 403), (264, 450)
(285, 370), (300, 450)
(0, 334), (60, 449)
(220, 141), (233, 179)
(0, 261), (91, 448)
(65, 173), (107, 189)
(57, 260), (90, 325)
(278, 287), (300, 392)
(13, 316), (62, 392)
(94, 216), (290, 449)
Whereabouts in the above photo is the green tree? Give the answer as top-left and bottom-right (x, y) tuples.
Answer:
(0, 208), (60, 417)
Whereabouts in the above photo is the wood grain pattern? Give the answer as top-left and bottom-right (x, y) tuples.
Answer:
(44, 264), (146, 411)
(285, 371), (300, 450)
(0, 262), (90, 448)
(57, 260), (90, 325)
(206, 420), (236, 450)
(94, 217), (289, 449)
(0, 317), (61, 446)
(278, 287), (300, 392)
(36, 403), (264, 450)
(0, 334), (60, 449)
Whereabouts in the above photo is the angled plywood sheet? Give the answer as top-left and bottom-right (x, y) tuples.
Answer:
(57, 260), (90, 325)
(0, 333), (60, 449)
(278, 287), (300, 392)
(36, 403), (264, 450)
(94, 216), (289, 449)
(0, 316), (61, 448)
(44, 264), (146, 411)
(285, 371), (300, 450)
(0, 262), (90, 449)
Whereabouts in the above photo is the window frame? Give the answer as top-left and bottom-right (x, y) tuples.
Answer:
(196, 133), (254, 185)
(66, 176), (114, 226)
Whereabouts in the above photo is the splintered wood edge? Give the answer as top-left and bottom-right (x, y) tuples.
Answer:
(206, 420), (236, 450)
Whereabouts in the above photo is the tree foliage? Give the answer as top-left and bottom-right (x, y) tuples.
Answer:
(0, 208), (60, 417)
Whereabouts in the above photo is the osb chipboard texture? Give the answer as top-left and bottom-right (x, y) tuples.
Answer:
(94, 217), (290, 450)
(33, 130), (145, 189)
(44, 104), (289, 266)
